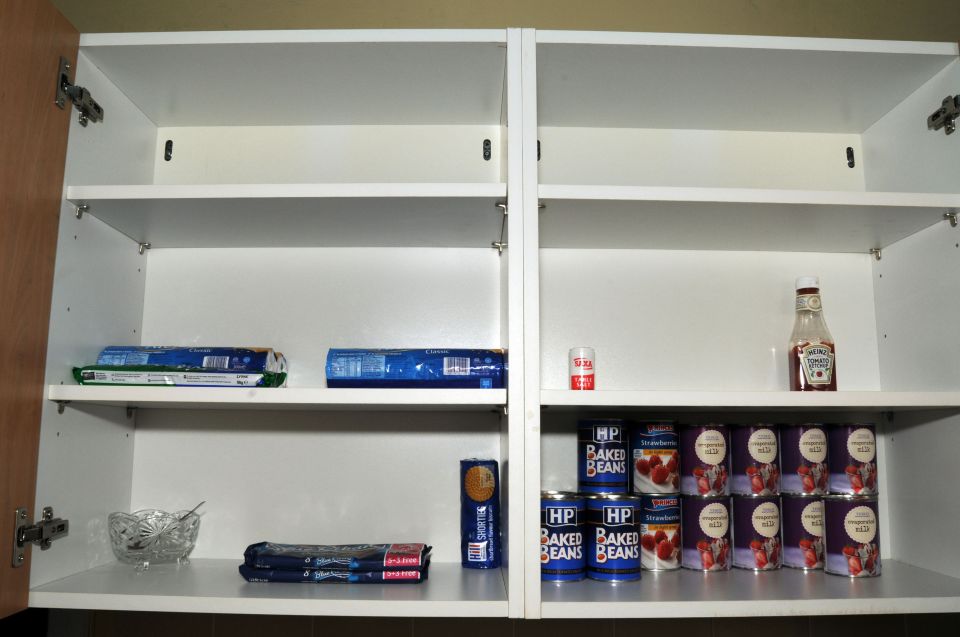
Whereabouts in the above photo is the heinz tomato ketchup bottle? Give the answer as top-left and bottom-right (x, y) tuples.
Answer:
(789, 277), (837, 391)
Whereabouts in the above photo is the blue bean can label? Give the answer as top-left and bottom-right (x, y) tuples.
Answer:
(586, 495), (641, 581)
(639, 495), (681, 570)
(540, 492), (586, 582)
(579, 419), (629, 494)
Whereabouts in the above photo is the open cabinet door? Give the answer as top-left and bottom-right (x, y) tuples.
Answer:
(0, 0), (78, 619)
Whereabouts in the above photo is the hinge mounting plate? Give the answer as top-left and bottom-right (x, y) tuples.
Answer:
(56, 57), (103, 127)
(928, 95), (959, 136)
(12, 507), (69, 567)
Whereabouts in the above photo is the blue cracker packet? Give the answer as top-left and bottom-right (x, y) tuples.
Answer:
(326, 349), (505, 388)
(460, 459), (502, 569)
(238, 564), (426, 584)
(243, 542), (430, 572)
(96, 346), (282, 372)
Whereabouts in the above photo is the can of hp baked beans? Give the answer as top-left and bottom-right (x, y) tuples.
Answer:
(732, 495), (782, 570)
(828, 424), (878, 495)
(781, 494), (824, 570)
(680, 424), (730, 496)
(540, 491), (585, 582)
(630, 421), (679, 494)
(586, 494), (641, 582)
(639, 494), (680, 570)
(780, 423), (829, 495)
(578, 419), (629, 494)
(680, 495), (731, 571)
(824, 494), (880, 577)
(731, 424), (780, 495)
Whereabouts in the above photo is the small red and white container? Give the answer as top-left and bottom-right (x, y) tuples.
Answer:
(569, 347), (595, 390)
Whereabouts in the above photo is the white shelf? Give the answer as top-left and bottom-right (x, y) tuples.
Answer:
(541, 390), (960, 412)
(536, 33), (957, 132)
(66, 183), (506, 248)
(538, 186), (960, 252)
(540, 560), (960, 618)
(29, 560), (507, 617)
(49, 385), (507, 411)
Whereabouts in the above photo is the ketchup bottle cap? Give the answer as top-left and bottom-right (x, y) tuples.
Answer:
(796, 276), (819, 289)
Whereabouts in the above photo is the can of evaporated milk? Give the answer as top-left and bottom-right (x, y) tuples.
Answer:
(569, 347), (595, 390)
(732, 495), (782, 570)
(578, 419), (629, 494)
(781, 494), (824, 570)
(630, 421), (679, 494)
(586, 494), (641, 581)
(828, 424), (878, 495)
(680, 424), (730, 496)
(780, 424), (829, 495)
(824, 495), (880, 577)
(681, 495), (731, 571)
(731, 424), (780, 495)
(639, 494), (681, 570)
(540, 491), (585, 582)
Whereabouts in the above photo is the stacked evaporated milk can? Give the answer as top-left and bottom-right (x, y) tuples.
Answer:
(541, 419), (881, 583)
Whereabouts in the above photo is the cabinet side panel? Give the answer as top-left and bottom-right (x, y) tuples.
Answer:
(863, 59), (960, 194)
(539, 127), (864, 191)
(540, 249), (881, 391)
(873, 220), (960, 390)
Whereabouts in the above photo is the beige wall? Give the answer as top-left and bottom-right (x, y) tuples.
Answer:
(51, 0), (960, 42)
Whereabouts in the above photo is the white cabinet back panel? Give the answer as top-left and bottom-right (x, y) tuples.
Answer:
(539, 249), (880, 391)
(140, 248), (501, 387)
(538, 128), (864, 191)
(130, 409), (501, 563)
(153, 126), (503, 185)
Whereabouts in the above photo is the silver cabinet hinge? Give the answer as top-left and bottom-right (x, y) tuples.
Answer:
(12, 507), (69, 567)
(928, 94), (959, 136)
(56, 57), (103, 127)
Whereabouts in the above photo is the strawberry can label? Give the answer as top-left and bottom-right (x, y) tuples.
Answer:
(781, 494), (824, 570)
(731, 424), (780, 495)
(824, 495), (881, 577)
(586, 495), (641, 581)
(680, 495), (731, 571)
(578, 419), (629, 494)
(828, 424), (878, 495)
(732, 495), (782, 570)
(540, 491), (586, 582)
(630, 421), (679, 494)
(780, 424), (829, 495)
(639, 495), (680, 570)
(679, 424), (730, 496)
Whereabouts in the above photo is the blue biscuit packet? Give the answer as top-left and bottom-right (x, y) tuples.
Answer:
(326, 349), (504, 388)
(243, 542), (430, 571)
(96, 346), (281, 372)
(460, 459), (502, 569)
(238, 564), (426, 583)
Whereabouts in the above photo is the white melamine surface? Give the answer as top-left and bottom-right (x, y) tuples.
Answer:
(80, 37), (507, 127)
(536, 34), (957, 132)
(30, 561), (506, 617)
(48, 386), (506, 410)
(539, 560), (960, 618)
(539, 249), (880, 392)
(538, 187), (960, 253)
(66, 184), (506, 248)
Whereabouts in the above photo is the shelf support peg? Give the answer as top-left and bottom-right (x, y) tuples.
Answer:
(75, 204), (88, 220)
(55, 401), (70, 415)
(945, 210), (958, 228)
(126, 406), (137, 420)
(138, 242), (151, 256)
(869, 248), (881, 261)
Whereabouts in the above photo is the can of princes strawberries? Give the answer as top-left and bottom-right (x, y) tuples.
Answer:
(681, 495), (731, 571)
(781, 494), (824, 570)
(639, 495), (681, 570)
(824, 495), (881, 577)
(680, 424), (730, 496)
(586, 494), (642, 582)
(540, 491), (585, 582)
(630, 421), (679, 494)
(578, 419), (629, 494)
(828, 424), (878, 495)
(780, 424), (829, 495)
(731, 424), (780, 495)
(569, 347), (595, 390)
(732, 495), (782, 570)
